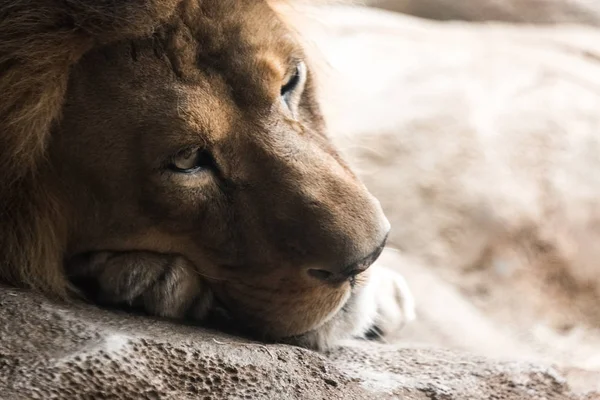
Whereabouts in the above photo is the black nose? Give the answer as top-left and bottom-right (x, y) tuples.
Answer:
(307, 234), (388, 284)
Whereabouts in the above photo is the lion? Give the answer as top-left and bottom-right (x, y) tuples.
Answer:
(0, 0), (414, 350)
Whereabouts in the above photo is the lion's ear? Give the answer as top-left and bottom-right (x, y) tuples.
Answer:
(0, 0), (183, 298)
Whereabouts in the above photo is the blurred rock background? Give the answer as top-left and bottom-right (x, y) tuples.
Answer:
(369, 0), (600, 25)
(294, 0), (600, 395)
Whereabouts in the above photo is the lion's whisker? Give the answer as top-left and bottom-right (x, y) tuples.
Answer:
(191, 270), (227, 283)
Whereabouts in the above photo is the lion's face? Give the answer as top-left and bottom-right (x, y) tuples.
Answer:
(49, 0), (389, 338)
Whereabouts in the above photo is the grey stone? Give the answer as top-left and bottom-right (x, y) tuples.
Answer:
(0, 287), (583, 399)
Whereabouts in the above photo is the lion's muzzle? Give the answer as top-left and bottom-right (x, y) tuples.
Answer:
(307, 232), (389, 285)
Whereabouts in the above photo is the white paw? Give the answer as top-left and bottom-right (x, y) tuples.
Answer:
(364, 264), (416, 338)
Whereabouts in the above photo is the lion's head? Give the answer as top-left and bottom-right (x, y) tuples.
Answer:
(0, 0), (389, 338)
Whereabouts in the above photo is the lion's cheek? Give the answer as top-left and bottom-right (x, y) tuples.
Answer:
(211, 280), (351, 338)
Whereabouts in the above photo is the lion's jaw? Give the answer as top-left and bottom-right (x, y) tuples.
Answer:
(49, 0), (389, 338)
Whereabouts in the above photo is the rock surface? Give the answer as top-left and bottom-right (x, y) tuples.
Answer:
(0, 286), (586, 400)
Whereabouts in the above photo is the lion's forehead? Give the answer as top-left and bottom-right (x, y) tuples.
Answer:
(99, 0), (303, 122)
(161, 0), (299, 88)
(69, 0), (304, 147)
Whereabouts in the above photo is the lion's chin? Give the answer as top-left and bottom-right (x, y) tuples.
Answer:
(291, 285), (353, 334)
(209, 280), (353, 340)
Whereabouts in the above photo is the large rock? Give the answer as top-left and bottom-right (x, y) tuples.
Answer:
(0, 284), (585, 400)
(304, 4), (600, 394)
(368, 0), (600, 25)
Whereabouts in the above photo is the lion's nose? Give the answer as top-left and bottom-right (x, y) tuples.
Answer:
(307, 233), (388, 284)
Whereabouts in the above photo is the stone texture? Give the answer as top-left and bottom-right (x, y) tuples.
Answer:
(0, 286), (585, 400)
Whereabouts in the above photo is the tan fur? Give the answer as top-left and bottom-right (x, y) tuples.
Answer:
(0, 0), (398, 340)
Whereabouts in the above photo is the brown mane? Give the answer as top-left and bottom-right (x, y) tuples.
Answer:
(0, 0), (186, 297)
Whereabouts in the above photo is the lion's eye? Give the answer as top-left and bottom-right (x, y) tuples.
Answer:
(168, 148), (215, 173)
(280, 61), (307, 115)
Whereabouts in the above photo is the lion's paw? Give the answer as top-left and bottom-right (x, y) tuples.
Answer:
(67, 252), (214, 320)
(362, 265), (416, 341)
